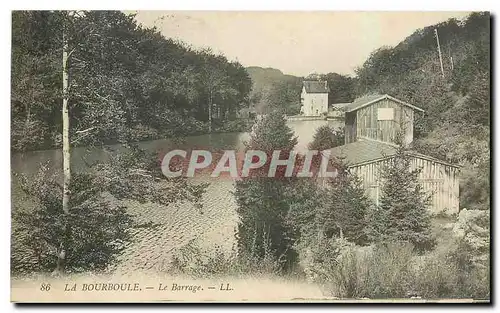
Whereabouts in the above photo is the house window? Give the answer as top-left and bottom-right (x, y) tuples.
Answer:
(377, 108), (394, 121)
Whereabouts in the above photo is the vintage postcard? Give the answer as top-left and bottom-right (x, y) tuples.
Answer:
(10, 10), (490, 303)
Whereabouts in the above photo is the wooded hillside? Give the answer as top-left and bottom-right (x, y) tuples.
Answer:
(354, 12), (490, 210)
(11, 11), (252, 151)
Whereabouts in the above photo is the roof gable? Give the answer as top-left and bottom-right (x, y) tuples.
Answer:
(303, 80), (329, 94)
(344, 94), (425, 113)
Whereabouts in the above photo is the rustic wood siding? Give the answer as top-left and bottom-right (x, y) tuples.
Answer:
(355, 98), (414, 145)
(350, 156), (460, 214)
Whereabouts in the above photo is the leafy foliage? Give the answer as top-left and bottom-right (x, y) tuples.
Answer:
(11, 11), (252, 152)
(308, 125), (344, 151)
(263, 79), (303, 115)
(306, 238), (489, 299)
(319, 73), (356, 104)
(12, 165), (133, 274)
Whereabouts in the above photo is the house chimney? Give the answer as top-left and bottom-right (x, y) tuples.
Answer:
(324, 81), (327, 89)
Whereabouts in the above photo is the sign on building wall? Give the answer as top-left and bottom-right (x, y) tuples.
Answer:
(377, 108), (394, 120)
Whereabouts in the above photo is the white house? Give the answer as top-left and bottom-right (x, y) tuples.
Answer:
(300, 81), (329, 116)
(300, 80), (330, 116)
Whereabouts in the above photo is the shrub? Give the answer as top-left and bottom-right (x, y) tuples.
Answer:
(306, 239), (490, 300)
(360, 242), (415, 298)
(170, 237), (282, 278)
(307, 238), (366, 298)
(170, 241), (237, 277)
(414, 241), (490, 299)
(308, 125), (344, 151)
(304, 239), (415, 299)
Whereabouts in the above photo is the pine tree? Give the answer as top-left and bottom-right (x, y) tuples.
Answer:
(320, 161), (371, 245)
(368, 143), (436, 252)
(234, 111), (299, 270)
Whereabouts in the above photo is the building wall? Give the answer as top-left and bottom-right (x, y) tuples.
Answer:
(350, 157), (460, 214)
(301, 87), (328, 116)
(355, 98), (414, 146)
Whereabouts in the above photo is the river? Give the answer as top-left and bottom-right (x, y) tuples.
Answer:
(11, 119), (342, 176)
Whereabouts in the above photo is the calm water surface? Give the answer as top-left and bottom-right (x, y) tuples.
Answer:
(11, 119), (342, 176)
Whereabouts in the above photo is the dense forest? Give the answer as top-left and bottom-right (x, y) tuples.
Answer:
(11, 11), (252, 152)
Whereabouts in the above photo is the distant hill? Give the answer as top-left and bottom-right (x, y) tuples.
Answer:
(245, 66), (301, 95)
(245, 66), (303, 113)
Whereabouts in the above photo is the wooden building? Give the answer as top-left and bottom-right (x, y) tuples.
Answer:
(343, 94), (424, 146)
(326, 140), (460, 214)
(324, 94), (460, 214)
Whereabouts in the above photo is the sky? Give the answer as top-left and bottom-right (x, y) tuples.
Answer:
(128, 11), (471, 77)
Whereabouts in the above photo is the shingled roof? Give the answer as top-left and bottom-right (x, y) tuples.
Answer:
(303, 80), (329, 93)
(324, 139), (459, 168)
(343, 94), (425, 113)
(325, 139), (398, 166)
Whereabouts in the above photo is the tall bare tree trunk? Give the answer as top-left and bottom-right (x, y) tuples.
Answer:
(208, 88), (213, 133)
(55, 28), (71, 274)
(434, 28), (445, 78)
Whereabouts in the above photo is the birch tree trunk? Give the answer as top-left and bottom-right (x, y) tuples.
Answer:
(55, 28), (71, 274)
(208, 88), (213, 133)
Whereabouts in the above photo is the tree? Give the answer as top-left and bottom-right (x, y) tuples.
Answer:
(320, 161), (371, 245)
(308, 125), (345, 151)
(234, 111), (299, 270)
(59, 12), (71, 273)
(319, 73), (356, 104)
(198, 51), (239, 132)
(263, 78), (302, 115)
(11, 11), (61, 151)
(12, 145), (207, 274)
(367, 141), (435, 252)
